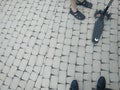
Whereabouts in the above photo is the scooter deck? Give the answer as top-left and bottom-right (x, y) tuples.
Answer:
(92, 16), (104, 43)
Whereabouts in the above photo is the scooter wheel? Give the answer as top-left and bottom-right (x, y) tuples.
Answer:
(92, 37), (99, 44)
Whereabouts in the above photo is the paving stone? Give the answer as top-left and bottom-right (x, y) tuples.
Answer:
(110, 43), (118, 53)
(28, 55), (37, 67)
(55, 49), (62, 57)
(84, 73), (92, 81)
(56, 43), (63, 49)
(28, 37), (36, 47)
(35, 75), (42, 88)
(93, 52), (101, 60)
(75, 65), (83, 73)
(25, 80), (35, 90)
(58, 84), (65, 90)
(75, 73), (83, 81)
(41, 24), (48, 33)
(0, 48), (4, 56)
(4, 46), (12, 57)
(38, 33), (45, 40)
(86, 45), (93, 53)
(2, 65), (10, 74)
(4, 77), (12, 86)
(53, 23), (59, 32)
(102, 44), (110, 51)
(92, 73), (100, 81)
(93, 60), (101, 72)
(32, 45), (40, 55)
(23, 53), (31, 60)
(19, 59), (28, 71)
(101, 64), (109, 71)
(102, 38), (110, 44)
(101, 71), (110, 84)
(67, 19), (74, 29)
(50, 38), (57, 47)
(8, 37), (16, 46)
(71, 36), (79, 46)
(45, 58), (52, 66)
(42, 78), (49, 88)
(110, 35), (118, 42)
(79, 39), (86, 46)
(30, 72), (38, 81)
(76, 57), (84, 65)
(52, 68), (59, 76)
(110, 73), (119, 82)
(6, 55), (15, 66)
(53, 57), (60, 69)
(67, 64), (75, 77)
(26, 66), (33, 73)
(110, 83), (119, 90)
(8, 66), (17, 77)
(61, 56), (69, 63)
(60, 62), (68, 71)
(23, 36), (30, 43)
(22, 72), (30, 81)
(58, 71), (66, 84)
(39, 45), (48, 55)
(1, 85), (9, 90)
(85, 53), (92, 65)
(20, 43), (27, 49)
(65, 29), (72, 39)
(25, 46), (32, 54)
(78, 47), (85, 58)
(110, 60), (118, 73)
(43, 66), (51, 79)
(0, 62), (4, 71)
(47, 48), (55, 58)
(16, 49), (24, 59)
(36, 55), (44, 66)
(50, 76), (58, 89)
(70, 46), (78, 53)
(64, 38), (71, 45)
(57, 34), (64, 43)
(10, 77), (20, 90)
(15, 70), (23, 78)
(84, 81), (92, 90)
(101, 52), (109, 63)
(16, 34), (24, 44)
(69, 52), (77, 64)
(19, 80), (26, 89)
(84, 65), (92, 73)
(62, 45), (70, 56)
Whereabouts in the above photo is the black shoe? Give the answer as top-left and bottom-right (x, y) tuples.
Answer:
(70, 80), (79, 90)
(97, 76), (106, 90)
(76, 0), (93, 9)
(70, 8), (85, 20)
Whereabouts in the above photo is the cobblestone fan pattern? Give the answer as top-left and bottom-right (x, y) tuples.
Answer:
(0, 0), (120, 90)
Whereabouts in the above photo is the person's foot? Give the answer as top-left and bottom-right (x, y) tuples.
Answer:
(97, 76), (106, 90)
(76, 0), (93, 9)
(70, 80), (79, 90)
(70, 8), (85, 20)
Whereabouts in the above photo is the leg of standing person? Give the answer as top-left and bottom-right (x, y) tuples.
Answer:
(70, 0), (92, 20)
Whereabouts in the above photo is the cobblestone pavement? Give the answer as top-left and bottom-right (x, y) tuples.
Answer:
(0, 0), (120, 90)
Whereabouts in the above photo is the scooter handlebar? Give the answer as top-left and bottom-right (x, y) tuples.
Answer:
(108, 0), (113, 7)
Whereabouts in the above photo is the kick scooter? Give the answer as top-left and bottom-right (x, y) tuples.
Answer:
(92, 0), (113, 44)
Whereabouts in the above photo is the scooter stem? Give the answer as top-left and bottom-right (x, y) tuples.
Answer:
(103, 0), (113, 15)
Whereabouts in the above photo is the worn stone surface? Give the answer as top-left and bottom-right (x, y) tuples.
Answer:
(0, 0), (119, 90)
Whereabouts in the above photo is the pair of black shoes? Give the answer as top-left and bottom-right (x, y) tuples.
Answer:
(70, 76), (112, 90)
(70, 0), (92, 20)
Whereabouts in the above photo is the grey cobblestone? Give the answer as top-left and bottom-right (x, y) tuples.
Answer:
(0, 0), (119, 90)
(35, 76), (42, 88)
